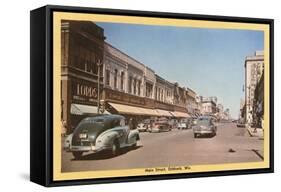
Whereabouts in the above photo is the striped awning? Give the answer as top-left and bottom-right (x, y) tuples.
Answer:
(170, 111), (190, 118)
(108, 102), (158, 116)
(70, 104), (110, 115)
(155, 109), (173, 117)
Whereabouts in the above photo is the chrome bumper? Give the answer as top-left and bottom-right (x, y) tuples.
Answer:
(193, 130), (213, 134)
(66, 145), (110, 153)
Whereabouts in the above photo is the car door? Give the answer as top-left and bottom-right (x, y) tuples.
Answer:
(113, 118), (129, 146)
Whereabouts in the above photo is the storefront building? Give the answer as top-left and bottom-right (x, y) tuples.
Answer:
(61, 20), (106, 134)
(103, 42), (189, 119)
(186, 87), (199, 117)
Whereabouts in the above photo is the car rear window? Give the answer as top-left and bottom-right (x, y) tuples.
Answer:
(75, 120), (105, 135)
(197, 118), (211, 126)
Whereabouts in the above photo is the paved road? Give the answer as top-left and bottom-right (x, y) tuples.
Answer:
(61, 122), (263, 172)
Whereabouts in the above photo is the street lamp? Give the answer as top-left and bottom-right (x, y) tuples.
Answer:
(97, 59), (102, 114)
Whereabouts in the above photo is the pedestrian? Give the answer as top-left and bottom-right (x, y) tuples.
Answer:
(128, 117), (133, 130)
(61, 119), (67, 137)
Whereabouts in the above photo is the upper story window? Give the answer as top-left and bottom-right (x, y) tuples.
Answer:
(155, 87), (158, 100)
(128, 76), (132, 93)
(114, 69), (118, 89)
(138, 80), (141, 96)
(120, 72), (125, 91)
(105, 69), (110, 86)
(133, 79), (137, 95)
(146, 83), (153, 98)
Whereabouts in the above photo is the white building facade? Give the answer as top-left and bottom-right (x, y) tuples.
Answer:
(103, 42), (154, 97)
(244, 51), (264, 125)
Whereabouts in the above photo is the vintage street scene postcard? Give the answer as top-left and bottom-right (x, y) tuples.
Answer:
(52, 12), (271, 181)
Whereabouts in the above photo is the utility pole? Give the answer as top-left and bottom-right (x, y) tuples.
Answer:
(97, 60), (102, 114)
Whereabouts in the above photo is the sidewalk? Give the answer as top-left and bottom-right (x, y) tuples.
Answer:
(247, 127), (264, 138)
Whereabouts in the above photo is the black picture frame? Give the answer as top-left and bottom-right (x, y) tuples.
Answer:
(30, 5), (274, 187)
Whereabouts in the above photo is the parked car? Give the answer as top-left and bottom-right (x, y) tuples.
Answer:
(232, 119), (238, 123)
(236, 120), (246, 128)
(168, 119), (177, 129)
(177, 118), (193, 130)
(64, 115), (140, 159)
(137, 119), (152, 132)
(177, 118), (188, 130)
(193, 116), (217, 138)
(137, 123), (147, 132)
(149, 117), (171, 133)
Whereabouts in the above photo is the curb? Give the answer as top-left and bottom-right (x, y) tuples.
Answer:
(247, 128), (264, 138)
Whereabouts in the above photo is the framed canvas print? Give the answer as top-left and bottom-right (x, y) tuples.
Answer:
(30, 5), (274, 187)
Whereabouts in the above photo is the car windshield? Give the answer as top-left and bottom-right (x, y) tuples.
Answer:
(196, 118), (211, 126)
(180, 119), (187, 123)
(143, 119), (150, 124)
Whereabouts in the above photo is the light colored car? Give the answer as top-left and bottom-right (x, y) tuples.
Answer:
(177, 118), (193, 130)
(149, 118), (171, 133)
(137, 119), (152, 132)
(193, 116), (217, 138)
(137, 123), (147, 132)
(64, 115), (140, 159)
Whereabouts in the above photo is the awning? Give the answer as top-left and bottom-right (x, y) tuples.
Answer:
(108, 102), (158, 116)
(170, 111), (190, 118)
(70, 104), (110, 115)
(155, 109), (173, 117)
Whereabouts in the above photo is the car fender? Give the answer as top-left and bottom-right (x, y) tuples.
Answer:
(95, 130), (119, 149)
(127, 129), (140, 144)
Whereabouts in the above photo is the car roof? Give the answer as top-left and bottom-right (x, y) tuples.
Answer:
(198, 116), (213, 120)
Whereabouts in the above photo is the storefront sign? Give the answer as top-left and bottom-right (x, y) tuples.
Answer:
(105, 88), (145, 106)
(72, 81), (99, 105)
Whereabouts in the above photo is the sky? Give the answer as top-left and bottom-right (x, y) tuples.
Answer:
(96, 22), (264, 118)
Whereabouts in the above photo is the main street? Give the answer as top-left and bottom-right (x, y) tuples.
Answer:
(61, 122), (263, 172)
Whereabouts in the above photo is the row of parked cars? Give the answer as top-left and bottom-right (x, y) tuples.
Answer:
(137, 117), (194, 133)
(136, 116), (217, 138)
(64, 115), (218, 159)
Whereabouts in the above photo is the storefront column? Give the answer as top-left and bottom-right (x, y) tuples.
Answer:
(61, 78), (72, 135)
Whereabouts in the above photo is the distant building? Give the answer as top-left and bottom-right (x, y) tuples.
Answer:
(217, 103), (224, 120)
(186, 87), (197, 116)
(239, 99), (245, 122)
(201, 97), (217, 115)
(223, 108), (231, 120)
(244, 51), (264, 125)
(155, 74), (174, 104)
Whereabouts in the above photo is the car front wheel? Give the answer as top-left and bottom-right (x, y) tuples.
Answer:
(111, 140), (120, 156)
